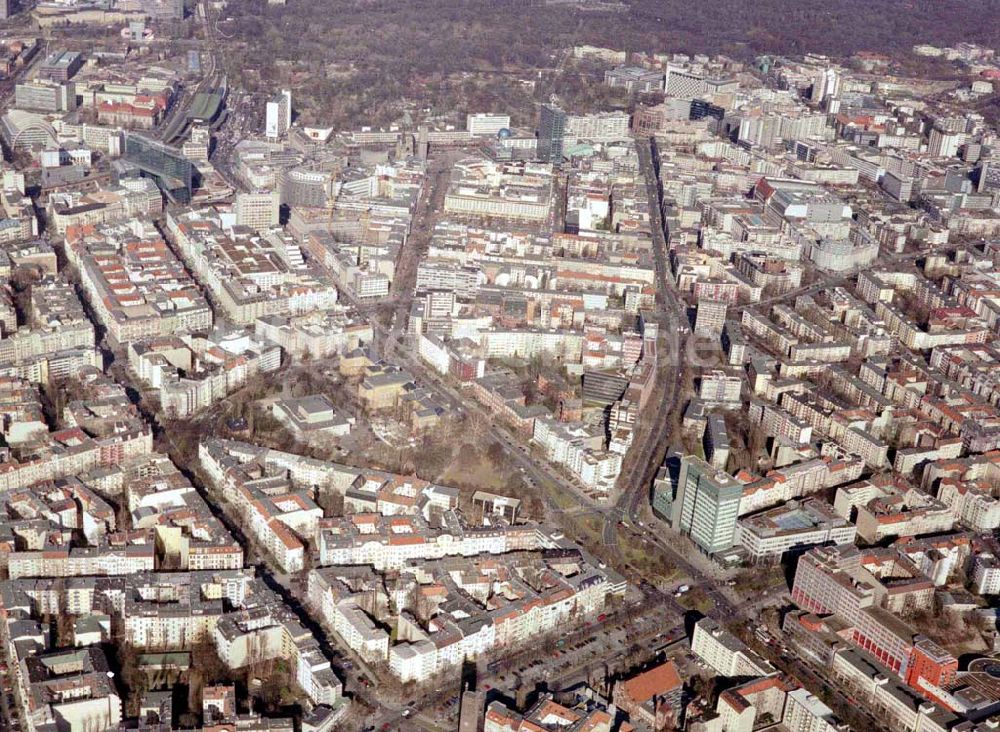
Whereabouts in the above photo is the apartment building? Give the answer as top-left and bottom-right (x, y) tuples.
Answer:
(694, 298), (727, 337)
(699, 370), (743, 405)
(717, 676), (798, 732)
(691, 618), (776, 678)
(128, 331), (281, 418)
(308, 569), (391, 663)
(126, 452), (244, 571)
(469, 370), (549, 438)
(484, 696), (613, 732)
(166, 208), (339, 324)
(922, 453), (1000, 532)
(0, 376), (152, 493)
(444, 158), (553, 222)
(65, 219), (212, 344)
(533, 416), (623, 492)
(565, 111), (631, 142)
(194, 433), (631, 687)
(612, 660), (684, 730)
(123, 571), (243, 649)
(830, 649), (956, 732)
(201, 445), (322, 572)
(782, 688), (843, 732)
(20, 648), (122, 732)
(255, 310), (373, 359)
(340, 545), (621, 683)
(48, 181), (162, 236)
(968, 539), (1000, 595)
(833, 477), (955, 543)
(213, 602), (341, 706)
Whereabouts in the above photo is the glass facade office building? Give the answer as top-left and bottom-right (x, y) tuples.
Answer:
(673, 455), (743, 555)
(537, 103), (566, 166)
(123, 133), (195, 204)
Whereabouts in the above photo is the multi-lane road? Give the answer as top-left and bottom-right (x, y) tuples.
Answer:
(281, 137), (837, 727)
(381, 151), (459, 360)
(604, 137), (689, 524)
(333, 137), (707, 592)
(325, 157), (608, 523)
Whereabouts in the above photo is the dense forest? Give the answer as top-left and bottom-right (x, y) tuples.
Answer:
(213, 0), (1000, 127)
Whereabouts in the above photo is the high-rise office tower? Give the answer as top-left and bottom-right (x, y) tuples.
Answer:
(537, 103), (566, 165)
(670, 455), (742, 555)
(265, 89), (292, 140)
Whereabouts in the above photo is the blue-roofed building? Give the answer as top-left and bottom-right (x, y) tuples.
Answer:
(737, 497), (857, 564)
